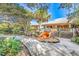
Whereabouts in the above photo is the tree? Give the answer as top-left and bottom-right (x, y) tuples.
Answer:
(33, 8), (51, 32)
(0, 3), (51, 35)
(59, 3), (79, 37)
(59, 3), (79, 22)
(26, 3), (51, 32)
(59, 3), (73, 18)
(26, 3), (50, 10)
(26, 3), (51, 23)
(0, 3), (34, 35)
(34, 9), (51, 23)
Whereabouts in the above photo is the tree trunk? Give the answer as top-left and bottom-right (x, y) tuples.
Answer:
(25, 20), (31, 36)
(72, 28), (76, 37)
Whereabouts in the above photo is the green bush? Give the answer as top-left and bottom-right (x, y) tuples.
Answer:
(0, 23), (12, 34)
(12, 26), (21, 34)
(12, 24), (24, 35)
(27, 26), (35, 31)
(0, 23), (24, 34)
(0, 37), (22, 56)
(72, 36), (79, 44)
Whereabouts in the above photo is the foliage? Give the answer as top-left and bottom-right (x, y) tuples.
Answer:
(59, 4), (79, 23)
(0, 3), (51, 34)
(27, 26), (36, 31)
(0, 23), (12, 34)
(0, 3), (34, 34)
(0, 37), (22, 56)
(26, 3), (50, 10)
(34, 9), (51, 23)
(12, 23), (24, 34)
(26, 3), (51, 23)
(59, 3), (72, 9)
(0, 23), (24, 35)
(72, 36), (79, 44)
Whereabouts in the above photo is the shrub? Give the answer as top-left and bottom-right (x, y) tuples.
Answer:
(27, 26), (36, 31)
(12, 24), (24, 35)
(72, 36), (79, 44)
(0, 23), (24, 34)
(0, 37), (22, 56)
(0, 23), (12, 34)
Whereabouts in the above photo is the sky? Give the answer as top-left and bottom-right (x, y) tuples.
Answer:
(48, 3), (67, 21)
(20, 3), (68, 24)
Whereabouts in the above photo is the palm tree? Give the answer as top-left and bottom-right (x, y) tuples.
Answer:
(33, 8), (51, 32)
(26, 3), (51, 23)
(34, 9), (50, 23)
(26, 3), (51, 32)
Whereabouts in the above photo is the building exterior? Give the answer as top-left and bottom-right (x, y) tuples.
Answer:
(31, 18), (71, 31)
